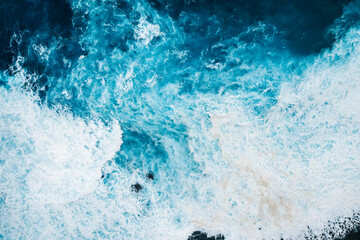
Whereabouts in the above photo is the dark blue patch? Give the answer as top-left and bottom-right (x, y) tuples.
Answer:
(0, 0), (75, 71)
(148, 0), (353, 55)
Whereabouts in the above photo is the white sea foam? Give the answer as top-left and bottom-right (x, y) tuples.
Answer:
(0, 88), (122, 206)
(135, 17), (162, 46)
(181, 28), (360, 239)
(1, 0), (360, 239)
(0, 88), (187, 239)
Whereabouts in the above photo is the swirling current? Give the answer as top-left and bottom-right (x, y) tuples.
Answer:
(0, 0), (360, 239)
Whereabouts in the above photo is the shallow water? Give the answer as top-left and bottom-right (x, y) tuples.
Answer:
(0, 0), (360, 239)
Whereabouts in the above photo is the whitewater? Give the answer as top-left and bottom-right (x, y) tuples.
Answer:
(0, 0), (360, 239)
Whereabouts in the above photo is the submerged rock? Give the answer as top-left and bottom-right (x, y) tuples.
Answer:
(131, 183), (143, 193)
(188, 231), (225, 240)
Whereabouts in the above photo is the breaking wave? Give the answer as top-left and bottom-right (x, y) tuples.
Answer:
(0, 0), (360, 239)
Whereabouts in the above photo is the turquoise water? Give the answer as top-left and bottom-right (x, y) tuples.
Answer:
(0, 0), (360, 239)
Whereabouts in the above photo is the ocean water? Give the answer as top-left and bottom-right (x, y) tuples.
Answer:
(0, 0), (360, 239)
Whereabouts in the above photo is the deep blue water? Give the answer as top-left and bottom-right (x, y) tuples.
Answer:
(1, 0), (360, 239)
